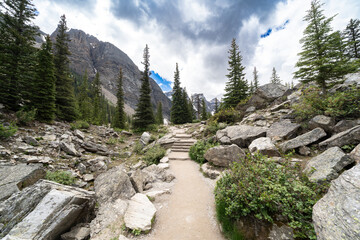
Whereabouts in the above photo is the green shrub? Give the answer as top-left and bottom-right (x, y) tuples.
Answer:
(211, 108), (241, 124)
(293, 86), (360, 121)
(203, 121), (227, 137)
(70, 120), (90, 130)
(16, 108), (37, 126)
(189, 140), (218, 164)
(142, 144), (166, 164)
(45, 170), (75, 185)
(133, 141), (144, 154)
(0, 123), (17, 139)
(215, 153), (327, 239)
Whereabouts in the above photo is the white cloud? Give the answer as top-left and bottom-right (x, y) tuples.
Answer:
(32, 0), (360, 101)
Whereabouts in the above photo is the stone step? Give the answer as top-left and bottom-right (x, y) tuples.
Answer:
(175, 134), (192, 139)
(168, 152), (190, 161)
(172, 143), (194, 147)
(171, 149), (190, 153)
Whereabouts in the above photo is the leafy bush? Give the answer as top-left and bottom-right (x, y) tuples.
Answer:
(0, 123), (17, 139)
(293, 86), (360, 121)
(203, 121), (227, 137)
(45, 170), (75, 185)
(133, 141), (144, 154)
(142, 144), (166, 164)
(189, 140), (218, 164)
(70, 120), (90, 130)
(211, 108), (241, 124)
(16, 108), (37, 126)
(215, 153), (327, 239)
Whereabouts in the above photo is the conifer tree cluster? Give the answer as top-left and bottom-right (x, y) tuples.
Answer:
(0, 1), (118, 126)
(249, 67), (259, 94)
(113, 68), (126, 129)
(223, 38), (248, 109)
(294, 0), (359, 93)
(170, 63), (194, 124)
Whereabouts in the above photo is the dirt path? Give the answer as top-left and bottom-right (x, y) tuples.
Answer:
(141, 127), (225, 240)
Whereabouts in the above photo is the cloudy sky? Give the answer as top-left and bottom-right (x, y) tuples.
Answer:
(32, 0), (360, 100)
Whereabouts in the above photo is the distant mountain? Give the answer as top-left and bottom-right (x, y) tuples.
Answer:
(165, 91), (173, 100)
(41, 28), (171, 118)
(191, 93), (216, 113)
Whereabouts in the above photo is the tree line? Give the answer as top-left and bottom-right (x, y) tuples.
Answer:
(0, 0), (130, 129)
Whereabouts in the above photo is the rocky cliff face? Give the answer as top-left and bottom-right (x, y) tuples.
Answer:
(49, 29), (171, 118)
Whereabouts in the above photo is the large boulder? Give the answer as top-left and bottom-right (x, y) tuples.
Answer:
(60, 142), (80, 156)
(312, 164), (360, 240)
(94, 166), (135, 204)
(216, 125), (268, 147)
(130, 169), (144, 193)
(256, 83), (289, 100)
(333, 119), (360, 133)
(0, 164), (45, 201)
(140, 132), (151, 145)
(267, 119), (300, 141)
(0, 180), (95, 239)
(304, 147), (354, 182)
(319, 125), (360, 149)
(124, 193), (156, 231)
(349, 144), (360, 164)
(308, 115), (334, 133)
(204, 144), (246, 167)
(249, 137), (280, 157)
(280, 128), (327, 152)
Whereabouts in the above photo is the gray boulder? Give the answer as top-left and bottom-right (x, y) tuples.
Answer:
(308, 115), (334, 132)
(304, 147), (354, 182)
(0, 164), (45, 201)
(142, 164), (175, 183)
(61, 224), (90, 240)
(60, 142), (80, 156)
(249, 137), (280, 157)
(280, 128), (327, 152)
(256, 83), (289, 100)
(201, 162), (223, 179)
(319, 125), (360, 149)
(349, 144), (360, 164)
(24, 136), (39, 146)
(130, 169), (144, 193)
(313, 164), (360, 240)
(74, 129), (85, 140)
(1, 180), (95, 239)
(94, 166), (135, 204)
(140, 132), (151, 145)
(216, 125), (268, 147)
(124, 193), (156, 231)
(82, 142), (109, 155)
(204, 144), (246, 167)
(333, 119), (360, 133)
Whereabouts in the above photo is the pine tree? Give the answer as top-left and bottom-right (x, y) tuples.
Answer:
(270, 67), (281, 84)
(155, 102), (163, 125)
(0, 0), (38, 111)
(113, 68), (126, 128)
(133, 44), (155, 129)
(223, 38), (248, 108)
(214, 98), (219, 114)
(249, 80), (254, 94)
(92, 72), (101, 124)
(196, 95), (201, 119)
(170, 63), (185, 124)
(33, 35), (56, 122)
(201, 98), (207, 120)
(343, 18), (360, 59)
(253, 67), (259, 90)
(77, 70), (92, 121)
(54, 15), (77, 121)
(294, 0), (355, 93)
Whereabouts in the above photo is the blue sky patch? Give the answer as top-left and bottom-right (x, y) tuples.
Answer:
(150, 70), (172, 92)
(261, 19), (290, 38)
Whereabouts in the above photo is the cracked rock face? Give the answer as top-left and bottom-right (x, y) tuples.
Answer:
(204, 144), (246, 167)
(313, 164), (360, 240)
(216, 125), (267, 148)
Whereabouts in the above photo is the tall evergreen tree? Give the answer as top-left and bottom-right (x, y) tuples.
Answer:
(113, 68), (126, 128)
(33, 35), (56, 122)
(294, 0), (355, 93)
(249, 80), (254, 94)
(196, 95), (201, 119)
(214, 98), (219, 114)
(343, 18), (360, 59)
(155, 102), (164, 125)
(270, 67), (281, 84)
(54, 15), (77, 121)
(223, 38), (248, 108)
(92, 72), (101, 124)
(201, 98), (207, 120)
(170, 63), (185, 124)
(0, 0), (38, 110)
(253, 66), (259, 90)
(133, 44), (155, 128)
(77, 70), (92, 121)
